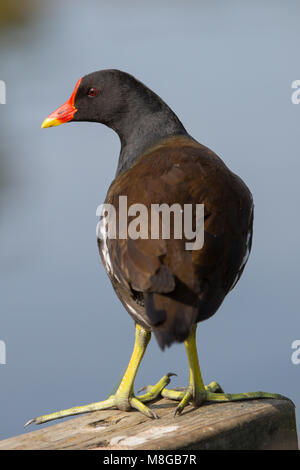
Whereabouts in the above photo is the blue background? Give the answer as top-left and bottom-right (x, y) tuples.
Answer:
(0, 0), (299, 441)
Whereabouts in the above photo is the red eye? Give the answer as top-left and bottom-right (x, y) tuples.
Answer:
(88, 87), (98, 97)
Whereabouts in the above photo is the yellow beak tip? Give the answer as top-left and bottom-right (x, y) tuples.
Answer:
(41, 117), (61, 129)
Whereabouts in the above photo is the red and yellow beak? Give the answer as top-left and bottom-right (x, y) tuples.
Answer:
(41, 77), (82, 128)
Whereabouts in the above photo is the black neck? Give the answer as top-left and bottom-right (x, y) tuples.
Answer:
(110, 90), (187, 177)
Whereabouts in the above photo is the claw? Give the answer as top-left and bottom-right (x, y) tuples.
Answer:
(130, 396), (160, 418)
(24, 418), (36, 428)
(150, 409), (159, 419)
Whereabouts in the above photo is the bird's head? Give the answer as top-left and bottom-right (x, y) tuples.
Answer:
(41, 69), (163, 130)
(41, 69), (186, 175)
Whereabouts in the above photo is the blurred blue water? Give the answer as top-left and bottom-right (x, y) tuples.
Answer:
(0, 0), (299, 441)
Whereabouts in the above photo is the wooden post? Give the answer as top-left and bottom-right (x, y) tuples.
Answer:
(0, 398), (298, 450)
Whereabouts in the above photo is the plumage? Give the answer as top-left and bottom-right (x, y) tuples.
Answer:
(45, 69), (254, 349)
(29, 68), (281, 429)
(98, 135), (253, 348)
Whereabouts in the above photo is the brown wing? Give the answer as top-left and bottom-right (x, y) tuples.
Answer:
(98, 136), (253, 349)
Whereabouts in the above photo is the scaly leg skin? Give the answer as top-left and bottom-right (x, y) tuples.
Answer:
(25, 324), (173, 427)
(161, 325), (287, 416)
(141, 381), (223, 399)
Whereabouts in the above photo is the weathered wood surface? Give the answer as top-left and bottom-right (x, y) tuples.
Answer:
(0, 398), (298, 450)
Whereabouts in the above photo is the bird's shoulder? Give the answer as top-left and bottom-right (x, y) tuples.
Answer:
(106, 135), (252, 223)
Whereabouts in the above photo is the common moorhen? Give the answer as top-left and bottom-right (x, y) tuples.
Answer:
(26, 70), (283, 425)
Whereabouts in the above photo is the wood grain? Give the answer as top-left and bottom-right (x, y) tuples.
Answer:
(0, 398), (298, 450)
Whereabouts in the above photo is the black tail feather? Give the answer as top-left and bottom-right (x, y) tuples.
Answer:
(144, 292), (196, 350)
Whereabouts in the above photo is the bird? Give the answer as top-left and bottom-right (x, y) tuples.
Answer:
(26, 69), (283, 426)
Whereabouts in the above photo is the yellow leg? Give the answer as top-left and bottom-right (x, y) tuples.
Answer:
(161, 325), (288, 416)
(114, 323), (151, 411)
(174, 324), (206, 415)
(25, 324), (173, 426)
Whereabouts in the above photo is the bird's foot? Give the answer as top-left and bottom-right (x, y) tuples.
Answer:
(25, 373), (174, 427)
(161, 380), (222, 415)
(161, 381), (286, 416)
